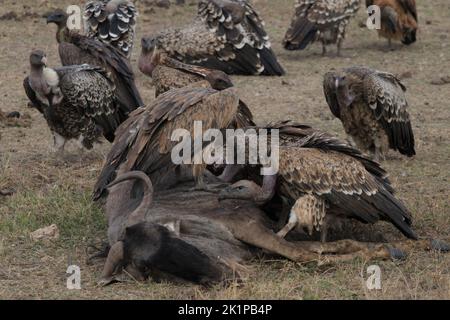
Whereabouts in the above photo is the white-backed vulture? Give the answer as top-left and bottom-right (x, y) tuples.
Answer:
(84, 0), (138, 58)
(283, 0), (361, 56)
(366, 0), (417, 48)
(323, 66), (415, 161)
(140, 0), (285, 76)
(219, 121), (418, 241)
(46, 10), (143, 117)
(93, 79), (243, 199)
(23, 50), (126, 151)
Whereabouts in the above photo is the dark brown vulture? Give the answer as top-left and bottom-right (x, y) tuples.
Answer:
(139, 51), (255, 128)
(323, 66), (415, 161)
(366, 0), (418, 47)
(219, 121), (418, 241)
(140, 0), (285, 76)
(24, 50), (124, 151)
(84, 0), (138, 58)
(93, 79), (244, 200)
(283, 0), (361, 56)
(46, 9), (143, 118)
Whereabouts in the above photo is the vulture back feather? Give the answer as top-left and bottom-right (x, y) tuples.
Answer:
(84, 0), (138, 58)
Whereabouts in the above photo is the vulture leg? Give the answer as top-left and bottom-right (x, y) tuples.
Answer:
(53, 132), (66, 154)
(277, 208), (298, 238)
(337, 38), (343, 57)
(98, 241), (125, 286)
(322, 43), (327, 57)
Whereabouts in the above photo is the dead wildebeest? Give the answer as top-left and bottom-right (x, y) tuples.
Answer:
(95, 170), (449, 286)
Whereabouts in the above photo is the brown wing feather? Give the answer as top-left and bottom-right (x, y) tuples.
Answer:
(93, 86), (240, 199)
(364, 71), (415, 156)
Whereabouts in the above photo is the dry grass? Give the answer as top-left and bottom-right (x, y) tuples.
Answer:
(0, 0), (449, 299)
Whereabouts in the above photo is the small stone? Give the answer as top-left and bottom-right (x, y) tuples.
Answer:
(30, 224), (60, 241)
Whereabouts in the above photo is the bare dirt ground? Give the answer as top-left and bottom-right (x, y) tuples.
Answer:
(0, 0), (449, 299)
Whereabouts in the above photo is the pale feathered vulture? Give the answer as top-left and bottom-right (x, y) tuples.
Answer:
(140, 0), (285, 76)
(93, 79), (244, 200)
(139, 51), (255, 128)
(283, 0), (361, 56)
(84, 0), (138, 58)
(323, 66), (415, 161)
(366, 0), (418, 47)
(24, 50), (124, 151)
(219, 121), (418, 241)
(46, 10), (143, 117)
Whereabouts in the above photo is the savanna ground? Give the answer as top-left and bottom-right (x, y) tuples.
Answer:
(0, 0), (449, 299)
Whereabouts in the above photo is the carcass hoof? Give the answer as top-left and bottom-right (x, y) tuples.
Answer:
(388, 247), (407, 260)
(431, 239), (450, 253)
(97, 277), (117, 287)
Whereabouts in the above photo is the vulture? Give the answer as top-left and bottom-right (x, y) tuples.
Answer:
(84, 0), (138, 58)
(46, 10), (143, 117)
(323, 66), (415, 161)
(139, 50), (255, 128)
(366, 0), (418, 47)
(140, 0), (285, 76)
(219, 121), (418, 241)
(93, 78), (245, 200)
(24, 50), (124, 151)
(283, 0), (361, 56)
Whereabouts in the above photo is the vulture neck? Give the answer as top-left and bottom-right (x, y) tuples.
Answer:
(255, 174), (277, 205)
(56, 27), (70, 44)
(336, 84), (355, 108)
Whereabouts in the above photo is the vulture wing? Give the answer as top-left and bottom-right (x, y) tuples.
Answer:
(84, 0), (138, 58)
(283, 0), (360, 50)
(195, 0), (284, 75)
(398, 0), (417, 21)
(93, 86), (240, 199)
(55, 65), (120, 142)
(363, 71), (416, 156)
(58, 33), (143, 117)
(278, 138), (417, 239)
(23, 76), (46, 114)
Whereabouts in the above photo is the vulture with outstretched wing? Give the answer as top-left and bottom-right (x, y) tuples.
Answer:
(283, 0), (361, 56)
(219, 121), (418, 241)
(323, 66), (415, 161)
(24, 50), (123, 151)
(84, 0), (138, 58)
(140, 0), (285, 76)
(93, 78), (243, 200)
(46, 10), (143, 117)
(366, 0), (418, 47)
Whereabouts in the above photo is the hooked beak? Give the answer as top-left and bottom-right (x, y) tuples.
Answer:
(41, 56), (48, 66)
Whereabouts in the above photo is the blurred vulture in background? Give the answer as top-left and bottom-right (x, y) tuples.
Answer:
(366, 0), (418, 48)
(219, 121), (418, 241)
(93, 78), (247, 200)
(140, 0), (285, 76)
(323, 66), (415, 161)
(283, 0), (361, 56)
(24, 50), (125, 151)
(46, 9), (143, 117)
(84, 0), (138, 58)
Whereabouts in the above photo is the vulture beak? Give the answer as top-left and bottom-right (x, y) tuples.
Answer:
(41, 56), (48, 66)
(46, 13), (61, 25)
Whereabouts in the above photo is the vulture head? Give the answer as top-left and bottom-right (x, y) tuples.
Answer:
(219, 180), (261, 202)
(30, 50), (47, 69)
(46, 10), (68, 28)
(139, 36), (162, 76)
(205, 71), (233, 91)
